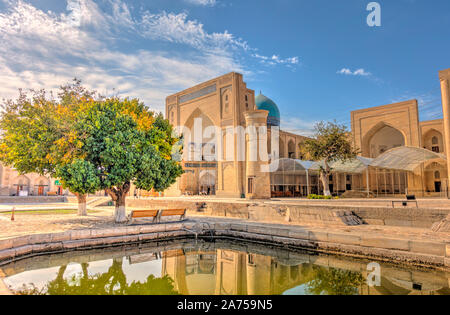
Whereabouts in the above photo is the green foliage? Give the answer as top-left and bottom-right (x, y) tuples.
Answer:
(55, 159), (101, 195)
(75, 98), (183, 205)
(307, 194), (339, 200)
(16, 260), (179, 295)
(0, 79), (100, 176)
(301, 121), (358, 164)
(300, 121), (358, 196)
(306, 266), (365, 295)
(0, 90), (62, 175)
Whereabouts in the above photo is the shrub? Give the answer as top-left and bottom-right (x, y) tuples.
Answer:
(307, 194), (339, 200)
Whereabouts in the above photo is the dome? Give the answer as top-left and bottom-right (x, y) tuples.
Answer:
(255, 93), (280, 127)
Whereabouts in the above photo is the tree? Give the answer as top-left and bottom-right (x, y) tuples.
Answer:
(76, 98), (183, 223)
(301, 121), (358, 196)
(0, 80), (102, 215)
(16, 259), (179, 295)
(55, 159), (101, 216)
(306, 266), (365, 295)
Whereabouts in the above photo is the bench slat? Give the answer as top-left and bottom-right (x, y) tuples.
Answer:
(131, 210), (159, 218)
(160, 209), (186, 216)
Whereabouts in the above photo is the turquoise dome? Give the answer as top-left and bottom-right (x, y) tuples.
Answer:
(255, 93), (280, 127)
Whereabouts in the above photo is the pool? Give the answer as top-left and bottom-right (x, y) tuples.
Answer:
(2, 239), (449, 295)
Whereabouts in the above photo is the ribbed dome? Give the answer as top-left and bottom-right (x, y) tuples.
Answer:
(255, 93), (280, 127)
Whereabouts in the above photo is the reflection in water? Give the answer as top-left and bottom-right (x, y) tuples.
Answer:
(2, 240), (450, 295)
(14, 258), (179, 295)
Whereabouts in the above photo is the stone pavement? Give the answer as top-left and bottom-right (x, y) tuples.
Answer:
(0, 208), (115, 240)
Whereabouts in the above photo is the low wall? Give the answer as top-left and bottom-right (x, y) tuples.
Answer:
(125, 199), (450, 228)
(0, 196), (67, 204)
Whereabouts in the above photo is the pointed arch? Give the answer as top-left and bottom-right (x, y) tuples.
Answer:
(362, 122), (406, 158)
(422, 128), (444, 153)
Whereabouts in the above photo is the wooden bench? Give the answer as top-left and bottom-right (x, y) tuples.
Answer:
(129, 210), (159, 224)
(128, 209), (186, 224)
(159, 209), (187, 222)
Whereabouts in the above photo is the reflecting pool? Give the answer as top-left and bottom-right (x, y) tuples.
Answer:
(2, 239), (450, 295)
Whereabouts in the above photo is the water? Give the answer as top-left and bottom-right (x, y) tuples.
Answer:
(2, 239), (449, 295)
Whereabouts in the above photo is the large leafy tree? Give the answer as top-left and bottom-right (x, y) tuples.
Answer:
(76, 98), (183, 223)
(0, 80), (102, 215)
(301, 121), (358, 196)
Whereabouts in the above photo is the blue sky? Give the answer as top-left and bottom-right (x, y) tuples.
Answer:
(0, 0), (449, 135)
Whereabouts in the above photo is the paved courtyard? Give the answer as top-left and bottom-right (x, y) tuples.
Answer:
(1, 204), (449, 244)
(0, 208), (115, 240)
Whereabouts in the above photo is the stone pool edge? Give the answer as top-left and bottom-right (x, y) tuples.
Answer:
(0, 219), (449, 290)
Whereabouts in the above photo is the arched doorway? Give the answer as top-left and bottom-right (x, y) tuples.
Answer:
(424, 161), (447, 194)
(182, 109), (217, 162)
(363, 124), (406, 158)
(199, 171), (216, 196)
(34, 177), (50, 196)
(422, 129), (443, 153)
(14, 175), (30, 196)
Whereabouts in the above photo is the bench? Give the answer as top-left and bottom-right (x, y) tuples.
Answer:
(128, 209), (186, 224)
(392, 195), (418, 208)
(129, 210), (159, 224)
(159, 209), (187, 222)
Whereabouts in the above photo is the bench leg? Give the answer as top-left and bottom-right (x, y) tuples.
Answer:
(156, 210), (162, 223)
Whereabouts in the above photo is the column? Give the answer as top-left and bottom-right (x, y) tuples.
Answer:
(244, 110), (271, 199)
(440, 69), (450, 197)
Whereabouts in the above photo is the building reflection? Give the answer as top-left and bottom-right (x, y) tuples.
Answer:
(162, 249), (450, 296)
(3, 243), (450, 295)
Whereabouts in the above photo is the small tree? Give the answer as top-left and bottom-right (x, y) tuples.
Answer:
(55, 159), (101, 216)
(301, 121), (358, 196)
(76, 98), (183, 223)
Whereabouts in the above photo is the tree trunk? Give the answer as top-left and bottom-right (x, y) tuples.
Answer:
(106, 182), (131, 224)
(114, 193), (127, 223)
(320, 160), (332, 197)
(75, 193), (87, 216)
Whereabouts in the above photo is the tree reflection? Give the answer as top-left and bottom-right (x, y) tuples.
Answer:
(305, 266), (365, 295)
(16, 258), (179, 295)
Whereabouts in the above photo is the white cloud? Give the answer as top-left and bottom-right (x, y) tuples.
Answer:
(337, 68), (371, 76)
(140, 11), (249, 52)
(0, 0), (298, 113)
(281, 116), (317, 137)
(252, 54), (300, 66)
(185, 0), (217, 6)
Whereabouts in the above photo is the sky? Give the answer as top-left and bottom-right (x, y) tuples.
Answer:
(0, 0), (449, 136)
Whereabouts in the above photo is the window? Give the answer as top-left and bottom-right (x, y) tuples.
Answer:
(432, 136), (439, 145)
(248, 177), (254, 194)
(435, 171), (441, 180)
(245, 95), (248, 102)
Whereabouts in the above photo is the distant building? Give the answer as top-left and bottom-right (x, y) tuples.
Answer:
(2, 69), (450, 198)
(165, 70), (450, 198)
